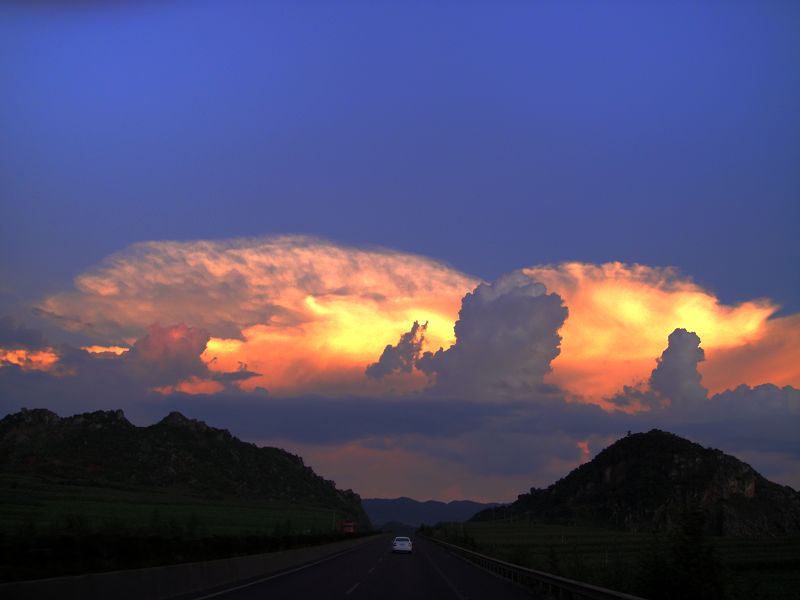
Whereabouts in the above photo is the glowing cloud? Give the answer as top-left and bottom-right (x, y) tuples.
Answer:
(82, 345), (129, 356)
(31, 241), (799, 400)
(522, 262), (798, 399)
(700, 314), (800, 393)
(153, 376), (225, 396)
(0, 348), (59, 372)
(37, 236), (477, 395)
(417, 271), (568, 398)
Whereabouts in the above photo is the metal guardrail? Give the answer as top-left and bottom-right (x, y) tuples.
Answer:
(425, 536), (647, 600)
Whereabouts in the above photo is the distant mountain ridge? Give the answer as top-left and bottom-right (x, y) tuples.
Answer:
(363, 496), (500, 528)
(473, 429), (800, 536)
(0, 408), (369, 527)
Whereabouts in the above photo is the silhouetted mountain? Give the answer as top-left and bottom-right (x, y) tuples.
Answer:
(0, 408), (369, 527)
(363, 496), (500, 528)
(473, 429), (800, 536)
(377, 521), (416, 536)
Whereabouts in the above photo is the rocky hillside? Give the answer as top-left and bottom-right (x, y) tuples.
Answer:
(0, 408), (369, 527)
(474, 429), (800, 536)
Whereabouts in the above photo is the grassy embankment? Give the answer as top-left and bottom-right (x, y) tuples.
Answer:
(427, 519), (800, 600)
(0, 473), (362, 582)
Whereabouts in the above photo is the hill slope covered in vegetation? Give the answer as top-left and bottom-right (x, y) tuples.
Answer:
(474, 429), (800, 536)
(0, 408), (368, 527)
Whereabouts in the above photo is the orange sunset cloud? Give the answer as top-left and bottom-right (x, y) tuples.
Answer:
(36, 236), (478, 395)
(525, 263), (799, 400)
(153, 376), (225, 396)
(0, 348), (59, 372)
(33, 239), (799, 402)
(82, 345), (129, 356)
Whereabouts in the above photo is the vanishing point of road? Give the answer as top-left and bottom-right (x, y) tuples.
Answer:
(192, 535), (538, 600)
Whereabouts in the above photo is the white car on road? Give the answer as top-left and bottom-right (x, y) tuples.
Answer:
(391, 536), (413, 553)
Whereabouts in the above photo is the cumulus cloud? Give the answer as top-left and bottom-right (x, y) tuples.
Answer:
(610, 326), (798, 419)
(124, 323), (211, 386)
(416, 271), (568, 398)
(650, 328), (708, 408)
(607, 328), (706, 412)
(524, 262), (798, 399)
(366, 320), (427, 379)
(603, 328), (799, 480)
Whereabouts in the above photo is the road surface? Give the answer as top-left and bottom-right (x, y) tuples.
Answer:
(192, 535), (539, 599)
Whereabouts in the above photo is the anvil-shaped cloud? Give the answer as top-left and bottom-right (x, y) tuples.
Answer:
(34, 236), (476, 395)
(2, 236), (799, 500)
(28, 236), (799, 400)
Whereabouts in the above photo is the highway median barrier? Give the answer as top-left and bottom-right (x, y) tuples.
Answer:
(423, 535), (646, 600)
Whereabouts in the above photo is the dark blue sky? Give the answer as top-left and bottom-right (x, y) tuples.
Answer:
(2, 0), (798, 316)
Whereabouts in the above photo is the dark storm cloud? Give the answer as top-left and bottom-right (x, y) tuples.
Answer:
(685, 384), (800, 456)
(130, 395), (506, 444)
(212, 365), (262, 383)
(116, 390), (623, 490)
(124, 323), (210, 386)
(0, 316), (48, 349)
(0, 323), (258, 414)
(365, 321), (427, 379)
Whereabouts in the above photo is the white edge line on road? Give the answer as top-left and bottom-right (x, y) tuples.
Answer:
(345, 582), (360, 595)
(191, 545), (362, 600)
(418, 543), (468, 600)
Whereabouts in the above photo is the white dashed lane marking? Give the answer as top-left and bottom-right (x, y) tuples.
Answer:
(345, 582), (360, 595)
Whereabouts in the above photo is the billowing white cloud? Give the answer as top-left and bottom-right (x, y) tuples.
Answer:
(417, 271), (568, 398)
(649, 328), (708, 408)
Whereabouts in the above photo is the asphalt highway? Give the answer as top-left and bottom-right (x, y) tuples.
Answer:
(192, 535), (539, 600)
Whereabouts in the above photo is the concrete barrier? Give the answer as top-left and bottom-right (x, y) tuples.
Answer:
(0, 535), (379, 600)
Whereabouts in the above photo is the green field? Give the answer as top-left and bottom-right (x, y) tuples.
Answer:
(0, 473), (365, 582)
(429, 520), (800, 600)
(0, 473), (344, 536)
